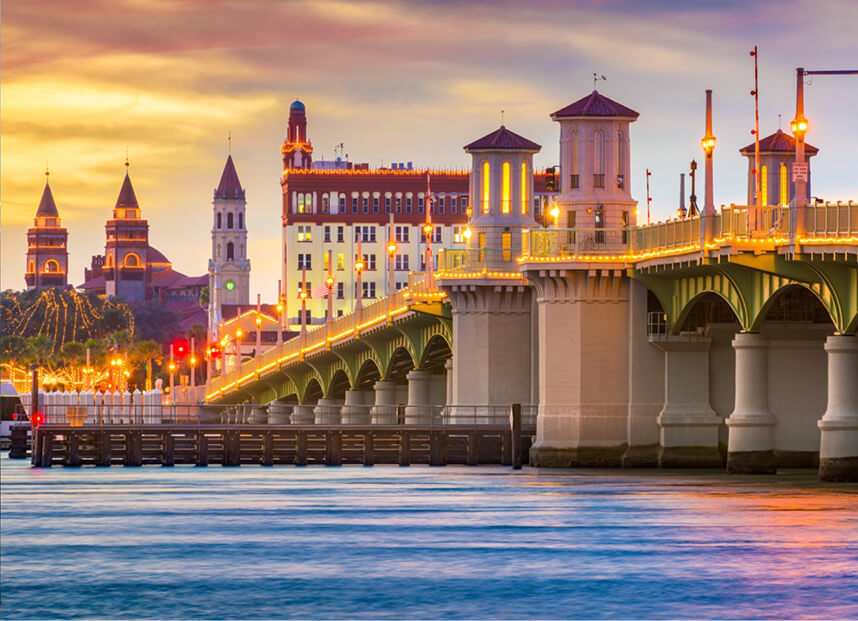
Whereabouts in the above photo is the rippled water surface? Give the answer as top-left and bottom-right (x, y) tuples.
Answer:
(1, 459), (857, 619)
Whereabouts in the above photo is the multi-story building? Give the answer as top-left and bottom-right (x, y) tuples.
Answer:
(25, 171), (69, 289)
(278, 100), (555, 327)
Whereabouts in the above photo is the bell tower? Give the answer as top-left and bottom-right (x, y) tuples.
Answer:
(281, 100), (313, 171)
(105, 162), (150, 302)
(25, 169), (69, 289)
(209, 154), (250, 336)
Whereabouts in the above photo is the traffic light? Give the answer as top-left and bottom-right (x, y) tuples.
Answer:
(208, 343), (222, 359)
(31, 412), (44, 427)
(545, 166), (557, 192)
(173, 338), (189, 361)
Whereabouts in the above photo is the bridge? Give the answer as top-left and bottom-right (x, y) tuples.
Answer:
(205, 200), (857, 481)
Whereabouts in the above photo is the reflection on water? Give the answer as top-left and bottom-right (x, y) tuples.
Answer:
(1, 460), (856, 619)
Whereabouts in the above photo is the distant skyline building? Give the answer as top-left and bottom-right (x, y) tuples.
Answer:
(25, 171), (69, 290)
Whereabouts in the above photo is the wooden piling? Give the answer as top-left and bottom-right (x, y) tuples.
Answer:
(40, 432), (53, 468)
(467, 431), (478, 466)
(363, 432), (374, 466)
(9, 425), (30, 459)
(197, 434), (208, 467)
(96, 431), (112, 467)
(296, 431), (307, 466)
(164, 432), (175, 467)
(125, 431), (143, 466)
(399, 432), (411, 466)
(223, 430), (240, 466)
(510, 403), (522, 470)
(429, 430), (446, 466)
(262, 432), (273, 466)
(65, 432), (81, 467)
(326, 430), (342, 466)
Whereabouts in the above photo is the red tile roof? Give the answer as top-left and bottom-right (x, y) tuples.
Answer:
(148, 246), (171, 266)
(739, 129), (818, 155)
(36, 181), (59, 218)
(464, 126), (541, 152)
(115, 171), (139, 209)
(78, 274), (105, 290)
(551, 90), (639, 119)
(169, 274), (208, 289)
(215, 155), (245, 199)
(151, 268), (187, 288)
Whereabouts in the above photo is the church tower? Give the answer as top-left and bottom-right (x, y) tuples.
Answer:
(25, 170), (69, 289)
(105, 162), (150, 302)
(550, 91), (639, 237)
(739, 129), (818, 206)
(281, 100), (313, 170)
(209, 154), (250, 336)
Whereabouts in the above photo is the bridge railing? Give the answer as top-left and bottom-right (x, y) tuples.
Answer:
(804, 201), (858, 238)
(633, 216), (703, 253)
(718, 206), (790, 239)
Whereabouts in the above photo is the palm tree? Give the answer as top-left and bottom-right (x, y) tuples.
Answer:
(60, 341), (87, 389)
(27, 335), (53, 370)
(0, 335), (30, 385)
(133, 340), (163, 391)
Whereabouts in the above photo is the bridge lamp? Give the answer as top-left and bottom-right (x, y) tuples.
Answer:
(326, 275), (335, 289)
(168, 362), (176, 372)
(235, 328), (243, 338)
(790, 117), (808, 135)
(387, 241), (397, 256)
(354, 258), (364, 274)
(255, 316), (262, 327)
(463, 226), (472, 242)
(422, 223), (433, 237)
(276, 303), (284, 313)
(550, 205), (560, 228)
(701, 136), (716, 157)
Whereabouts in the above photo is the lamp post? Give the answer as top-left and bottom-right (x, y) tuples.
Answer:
(645, 169), (652, 223)
(387, 238), (396, 319)
(325, 254), (335, 343)
(234, 328), (243, 383)
(701, 89), (716, 213)
(354, 240), (364, 317)
(255, 293), (262, 362)
(750, 47), (761, 208)
(791, 67), (810, 240)
(190, 336), (196, 388)
(168, 344), (175, 405)
(276, 279), (283, 347)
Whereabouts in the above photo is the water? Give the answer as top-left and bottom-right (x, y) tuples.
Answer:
(2, 459), (857, 620)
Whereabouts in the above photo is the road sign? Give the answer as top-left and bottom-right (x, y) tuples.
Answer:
(792, 163), (808, 183)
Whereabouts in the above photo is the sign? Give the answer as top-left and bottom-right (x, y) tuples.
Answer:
(792, 163), (808, 183)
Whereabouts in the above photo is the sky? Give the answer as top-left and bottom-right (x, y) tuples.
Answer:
(2, 0), (856, 301)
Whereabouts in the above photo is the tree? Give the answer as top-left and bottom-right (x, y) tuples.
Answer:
(131, 301), (181, 344)
(27, 335), (53, 368)
(133, 340), (163, 391)
(1, 335), (29, 366)
(199, 285), (210, 309)
(99, 306), (130, 334)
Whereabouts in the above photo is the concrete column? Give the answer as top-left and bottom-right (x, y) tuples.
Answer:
(291, 404), (315, 425)
(818, 335), (858, 482)
(370, 380), (397, 424)
(268, 402), (292, 424)
(405, 369), (433, 424)
(314, 398), (342, 424)
(651, 336), (722, 468)
(726, 333), (776, 474)
(342, 390), (370, 424)
(445, 358), (454, 406)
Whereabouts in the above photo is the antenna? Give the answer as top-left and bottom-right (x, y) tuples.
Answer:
(45, 157), (49, 178)
(125, 146), (130, 168)
(501, 109), (505, 125)
(228, 130), (232, 155)
(593, 73), (607, 90)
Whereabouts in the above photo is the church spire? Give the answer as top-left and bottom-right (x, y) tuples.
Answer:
(35, 173), (59, 219)
(215, 154), (245, 199)
(115, 165), (140, 212)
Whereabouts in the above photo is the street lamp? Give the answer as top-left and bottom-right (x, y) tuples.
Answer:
(701, 89), (716, 213)
(550, 204), (560, 228)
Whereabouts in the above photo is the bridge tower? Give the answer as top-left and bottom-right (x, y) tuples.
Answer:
(550, 91), (639, 232)
(25, 170), (69, 289)
(739, 130), (818, 206)
(439, 125), (541, 414)
(209, 154), (251, 338)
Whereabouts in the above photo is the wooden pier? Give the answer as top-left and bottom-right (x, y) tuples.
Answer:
(29, 422), (532, 468)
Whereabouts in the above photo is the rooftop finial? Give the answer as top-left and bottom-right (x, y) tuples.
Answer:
(593, 73), (606, 90)
(500, 109), (505, 125)
(778, 113), (782, 130)
(45, 158), (50, 179)
(125, 146), (130, 169)
(228, 130), (232, 155)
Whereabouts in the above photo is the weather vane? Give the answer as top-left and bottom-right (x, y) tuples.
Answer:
(593, 73), (606, 90)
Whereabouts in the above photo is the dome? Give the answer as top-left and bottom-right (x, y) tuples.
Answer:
(290, 99), (305, 112)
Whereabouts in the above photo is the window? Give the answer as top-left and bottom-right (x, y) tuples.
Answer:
(406, 196), (413, 214)
(501, 162), (511, 214)
(337, 282), (344, 299)
(297, 225), (312, 242)
(216, 213), (222, 228)
(438, 196), (446, 214)
(395, 226), (409, 243)
(323, 252), (330, 270)
(567, 211), (576, 229)
(354, 226), (376, 243)
(570, 174), (580, 189)
(362, 282), (376, 299)
(593, 174), (605, 188)
(337, 309), (344, 317)
(351, 196), (358, 213)
(761, 164), (768, 205)
(385, 196), (391, 214)
(227, 242), (234, 260)
(780, 163), (788, 206)
(571, 131), (579, 186)
(534, 197), (541, 215)
(337, 253), (344, 270)
(521, 162), (528, 215)
(373, 197), (380, 214)
(362, 197), (369, 213)
(395, 254), (409, 271)
(395, 196), (402, 214)
(296, 194), (305, 214)
(395, 281), (406, 291)
(44, 259), (60, 273)
(227, 212), (234, 229)
(322, 194), (329, 213)
(482, 160), (490, 213)
(337, 226), (344, 242)
(339, 195), (346, 212)
(363, 254), (377, 271)
(460, 196), (468, 214)
(124, 253), (139, 267)
(297, 253), (312, 270)
(303, 309), (312, 324)
(238, 213), (243, 229)
(478, 232), (486, 261)
(502, 232), (511, 262)
(595, 205), (605, 243)
(617, 130), (624, 187)
(324, 226), (331, 243)
(594, 130), (604, 188)
(453, 226), (464, 243)
(433, 226), (442, 244)
(418, 196), (425, 214)
(450, 196), (458, 215)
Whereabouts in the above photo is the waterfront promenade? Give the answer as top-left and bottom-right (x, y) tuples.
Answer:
(1, 458), (856, 619)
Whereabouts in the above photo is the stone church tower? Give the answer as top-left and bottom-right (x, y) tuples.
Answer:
(105, 163), (150, 302)
(208, 154), (250, 337)
(25, 170), (69, 289)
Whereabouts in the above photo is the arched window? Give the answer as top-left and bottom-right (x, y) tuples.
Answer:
(521, 162), (528, 215)
(217, 212), (222, 229)
(105, 254), (114, 267)
(227, 242), (234, 261)
(617, 131), (625, 188)
(124, 253), (139, 267)
(593, 131), (605, 188)
(44, 259), (59, 273)
(227, 212), (234, 229)
(761, 164), (768, 205)
(27, 260), (35, 273)
(501, 161), (511, 214)
(481, 160), (490, 214)
(217, 244), (221, 258)
(571, 131), (580, 189)
(238, 213), (243, 229)
(779, 163), (788, 206)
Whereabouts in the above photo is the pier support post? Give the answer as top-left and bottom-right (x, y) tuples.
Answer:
(41, 432), (53, 468)
(65, 432), (81, 467)
(125, 431), (142, 467)
(818, 335), (858, 482)
(405, 369), (433, 424)
(467, 432), (478, 466)
(726, 333), (777, 474)
(363, 432), (374, 466)
(97, 431), (111, 467)
(651, 335), (723, 468)
(429, 430), (446, 466)
(371, 381), (397, 424)
(296, 431), (307, 466)
(326, 430), (342, 466)
(163, 432), (175, 467)
(399, 432), (410, 466)
(511, 403), (522, 470)
(262, 432), (273, 466)
(197, 434), (209, 467)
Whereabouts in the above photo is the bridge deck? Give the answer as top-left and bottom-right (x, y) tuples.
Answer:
(30, 424), (534, 468)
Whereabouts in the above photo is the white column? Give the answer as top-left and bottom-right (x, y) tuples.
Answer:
(818, 335), (858, 482)
(652, 336), (723, 468)
(405, 369), (433, 424)
(81, 390), (94, 424)
(268, 402), (292, 425)
(132, 388), (143, 424)
(290, 404), (315, 424)
(371, 380), (397, 424)
(313, 398), (342, 424)
(342, 390), (370, 424)
(726, 333), (777, 474)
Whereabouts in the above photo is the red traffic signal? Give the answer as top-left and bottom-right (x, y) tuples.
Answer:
(208, 343), (222, 359)
(31, 412), (44, 427)
(173, 338), (189, 360)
